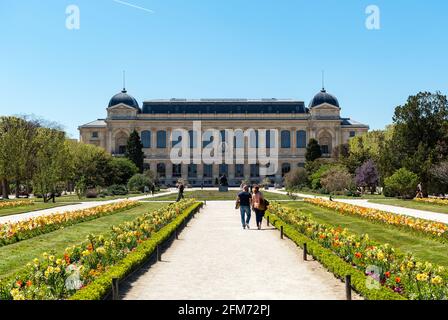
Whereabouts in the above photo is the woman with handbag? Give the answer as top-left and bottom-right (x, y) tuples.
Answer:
(252, 185), (267, 230)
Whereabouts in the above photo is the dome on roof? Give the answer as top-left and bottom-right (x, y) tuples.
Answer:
(108, 89), (140, 110)
(309, 89), (340, 108)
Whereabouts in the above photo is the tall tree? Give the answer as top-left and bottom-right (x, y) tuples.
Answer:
(32, 127), (68, 203)
(391, 92), (448, 193)
(126, 130), (144, 172)
(305, 138), (322, 162)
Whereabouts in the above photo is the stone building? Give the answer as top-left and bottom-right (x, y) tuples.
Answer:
(79, 87), (368, 187)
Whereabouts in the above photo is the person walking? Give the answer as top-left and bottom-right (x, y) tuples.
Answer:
(176, 183), (185, 202)
(236, 185), (252, 229)
(252, 185), (267, 230)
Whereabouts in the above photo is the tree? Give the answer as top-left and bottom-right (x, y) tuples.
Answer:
(384, 168), (419, 199)
(431, 161), (448, 195)
(32, 127), (68, 203)
(127, 173), (153, 193)
(355, 160), (379, 194)
(305, 138), (322, 162)
(106, 157), (138, 186)
(284, 168), (308, 190)
(126, 130), (144, 172)
(320, 166), (353, 194)
(391, 92), (448, 194)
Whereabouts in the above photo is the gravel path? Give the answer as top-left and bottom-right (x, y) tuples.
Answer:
(122, 201), (356, 300)
(268, 189), (448, 224)
(0, 191), (176, 225)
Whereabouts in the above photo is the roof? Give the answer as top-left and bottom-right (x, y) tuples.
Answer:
(141, 99), (308, 114)
(108, 89), (140, 110)
(309, 89), (340, 108)
(341, 118), (369, 128)
(78, 119), (106, 128)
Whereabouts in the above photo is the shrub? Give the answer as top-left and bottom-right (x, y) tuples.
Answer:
(107, 184), (128, 196)
(320, 166), (353, 194)
(355, 160), (379, 194)
(85, 189), (98, 199)
(127, 174), (153, 193)
(384, 168), (419, 199)
(284, 168), (307, 190)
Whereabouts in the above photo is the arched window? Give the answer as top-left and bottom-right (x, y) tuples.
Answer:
(141, 131), (151, 148)
(115, 131), (128, 154)
(281, 130), (291, 148)
(157, 130), (167, 149)
(157, 163), (166, 178)
(318, 131), (333, 156)
(282, 163), (291, 177)
(172, 164), (182, 178)
(297, 130), (307, 149)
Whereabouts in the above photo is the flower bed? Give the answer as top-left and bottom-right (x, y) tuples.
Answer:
(415, 198), (448, 206)
(269, 202), (448, 300)
(305, 198), (448, 242)
(0, 199), (200, 300)
(0, 200), (34, 210)
(0, 200), (139, 247)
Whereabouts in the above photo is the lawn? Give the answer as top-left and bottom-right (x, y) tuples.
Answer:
(0, 202), (165, 280)
(282, 201), (448, 267)
(286, 189), (387, 200)
(0, 202), (78, 218)
(33, 193), (143, 203)
(369, 199), (448, 214)
(149, 190), (295, 201)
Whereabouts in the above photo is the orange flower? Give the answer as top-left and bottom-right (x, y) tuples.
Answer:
(395, 277), (401, 283)
(64, 253), (71, 264)
(16, 280), (23, 288)
(355, 252), (362, 259)
(87, 243), (94, 252)
(26, 280), (32, 287)
(385, 271), (391, 278)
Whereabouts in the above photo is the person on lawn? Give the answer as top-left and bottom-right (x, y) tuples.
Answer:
(252, 185), (267, 230)
(236, 185), (252, 229)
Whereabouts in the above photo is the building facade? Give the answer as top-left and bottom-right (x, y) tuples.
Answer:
(79, 88), (368, 187)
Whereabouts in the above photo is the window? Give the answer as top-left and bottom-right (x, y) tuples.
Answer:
(172, 164), (182, 178)
(203, 164), (213, 178)
(188, 164), (197, 178)
(282, 163), (291, 177)
(234, 130), (244, 149)
(297, 130), (307, 148)
(235, 164), (244, 178)
(188, 130), (197, 148)
(249, 130), (259, 148)
(92, 132), (99, 138)
(141, 131), (151, 148)
(281, 130), (291, 148)
(219, 164), (228, 176)
(266, 130), (275, 149)
(157, 131), (167, 149)
(321, 145), (329, 154)
(157, 163), (166, 178)
(350, 131), (356, 138)
(250, 164), (260, 178)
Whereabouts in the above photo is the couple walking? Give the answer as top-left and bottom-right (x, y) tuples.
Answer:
(235, 185), (269, 230)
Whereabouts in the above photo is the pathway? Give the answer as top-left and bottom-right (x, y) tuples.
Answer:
(0, 190), (177, 225)
(268, 189), (448, 224)
(122, 201), (356, 300)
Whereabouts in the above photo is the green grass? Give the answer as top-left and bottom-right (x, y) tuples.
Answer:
(0, 202), (79, 218)
(32, 194), (143, 203)
(150, 190), (295, 201)
(0, 202), (165, 280)
(282, 201), (448, 267)
(369, 199), (448, 214)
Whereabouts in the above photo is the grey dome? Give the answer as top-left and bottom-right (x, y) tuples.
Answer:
(309, 89), (340, 108)
(108, 89), (140, 110)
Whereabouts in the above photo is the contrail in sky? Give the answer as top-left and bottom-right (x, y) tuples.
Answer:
(112, 0), (155, 14)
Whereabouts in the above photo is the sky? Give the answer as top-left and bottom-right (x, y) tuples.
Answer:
(1, 0), (447, 138)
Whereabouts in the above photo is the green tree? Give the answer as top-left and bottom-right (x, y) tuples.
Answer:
(384, 168), (419, 199)
(32, 127), (68, 203)
(305, 138), (322, 162)
(125, 130), (144, 172)
(106, 157), (138, 186)
(391, 92), (448, 194)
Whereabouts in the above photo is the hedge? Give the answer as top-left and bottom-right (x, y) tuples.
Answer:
(70, 202), (203, 300)
(265, 210), (406, 300)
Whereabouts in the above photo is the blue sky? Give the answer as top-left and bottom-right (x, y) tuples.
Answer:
(1, 0), (447, 138)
